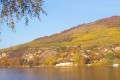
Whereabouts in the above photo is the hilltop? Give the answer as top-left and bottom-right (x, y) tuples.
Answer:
(0, 16), (120, 68)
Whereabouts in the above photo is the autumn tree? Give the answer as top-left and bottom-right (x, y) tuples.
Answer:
(0, 0), (46, 29)
(73, 54), (82, 64)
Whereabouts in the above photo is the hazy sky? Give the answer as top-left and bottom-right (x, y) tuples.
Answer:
(0, 0), (120, 49)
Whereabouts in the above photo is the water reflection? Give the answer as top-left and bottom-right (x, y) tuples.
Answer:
(0, 67), (120, 80)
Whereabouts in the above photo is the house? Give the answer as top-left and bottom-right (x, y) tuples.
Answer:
(113, 64), (119, 67)
(55, 62), (73, 67)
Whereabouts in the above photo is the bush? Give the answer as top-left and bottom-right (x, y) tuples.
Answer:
(100, 58), (112, 65)
(113, 58), (120, 64)
(45, 56), (57, 66)
(105, 52), (115, 60)
(73, 54), (85, 66)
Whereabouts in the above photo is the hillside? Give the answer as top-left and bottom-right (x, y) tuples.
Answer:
(0, 16), (120, 68)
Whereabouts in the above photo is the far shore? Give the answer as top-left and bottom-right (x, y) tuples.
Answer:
(0, 63), (119, 69)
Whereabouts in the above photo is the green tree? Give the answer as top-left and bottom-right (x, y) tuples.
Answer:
(45, 56), (57, 66)
(73, 54), (82, 64)
(0, 0), (46, 29)
(105, 52), (115, 60)
(104, 52), (115, 64)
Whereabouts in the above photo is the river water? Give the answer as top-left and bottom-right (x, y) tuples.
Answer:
(0, 67), (120, 80)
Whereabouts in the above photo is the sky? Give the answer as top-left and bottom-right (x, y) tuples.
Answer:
(0, 0), (120, 49)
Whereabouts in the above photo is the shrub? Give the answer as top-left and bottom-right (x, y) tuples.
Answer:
(105, 52), (115, 60)
(113, 58), (120, 64)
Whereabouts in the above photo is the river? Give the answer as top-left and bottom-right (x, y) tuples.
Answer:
(0, 67), (120, 80)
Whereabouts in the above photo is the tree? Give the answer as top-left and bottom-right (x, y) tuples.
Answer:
(104, 52), (115, 64)
(105, 52), (115, 60)
(45, 56), (57, 66)
(0, 0), (46, 29)
(73, 54), (82, 64)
